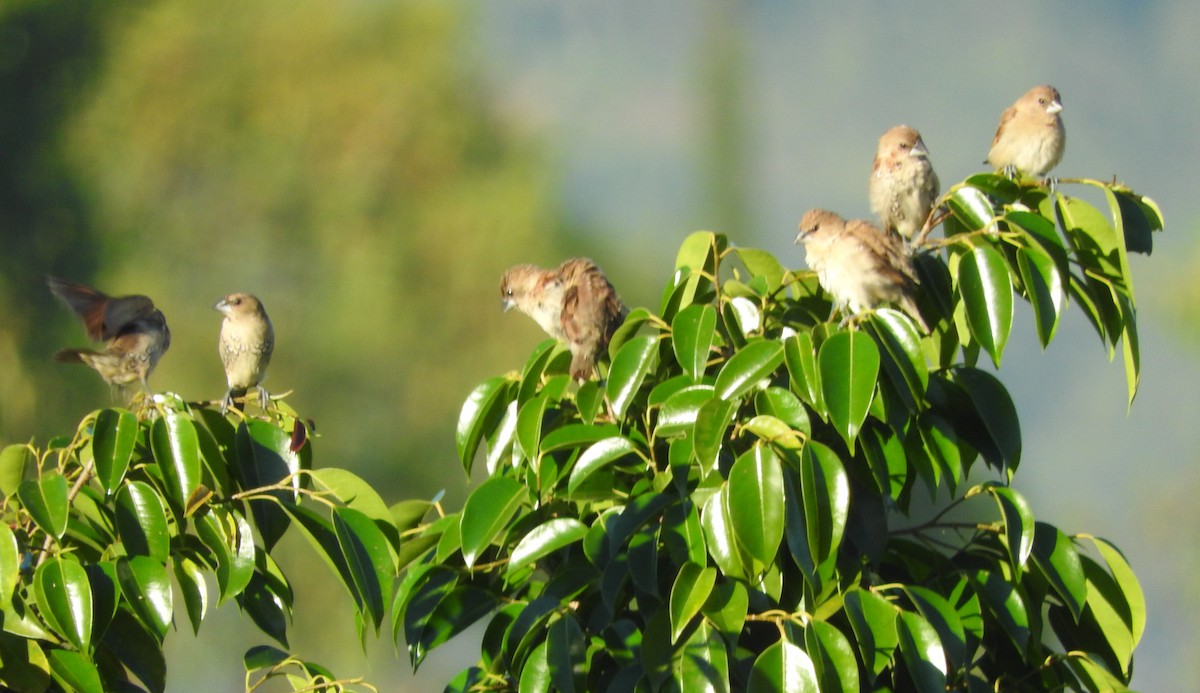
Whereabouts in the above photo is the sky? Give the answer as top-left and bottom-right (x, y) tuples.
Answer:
(463, 2), (1200, 689)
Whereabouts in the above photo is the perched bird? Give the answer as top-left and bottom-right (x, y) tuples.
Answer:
(986, 84), (1065, 178)
(501, 258), (628, 380)
(215, 293), (274, 412)
(47, 276), (171, 391)
(795, 209), (928, 332)
(869, 125), (940, 242)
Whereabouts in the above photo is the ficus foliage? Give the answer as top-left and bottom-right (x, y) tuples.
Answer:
(0, 173), (1158, 692)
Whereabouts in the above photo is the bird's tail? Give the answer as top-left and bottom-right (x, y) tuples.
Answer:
(899, 296), (930, 334)
(53, 348), (98, 365)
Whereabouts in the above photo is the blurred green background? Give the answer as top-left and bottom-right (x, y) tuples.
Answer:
(2, 1), (1197, 689)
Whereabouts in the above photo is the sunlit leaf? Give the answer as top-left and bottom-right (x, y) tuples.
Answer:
(714, 339), (784, 402)
(33, 557), (92, 651)
(92, 408), (138, 495)
(606, 335), (659, 422)
(747, 638), (818, 692)
(459, 478), (527, 568)
(19, 474), (69, 540)
(818, 331), (879, 449)
(955, 242), (1013, 367)
(672, 304), (718, 381)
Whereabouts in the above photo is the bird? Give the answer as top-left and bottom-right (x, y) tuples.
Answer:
(795, 209), (928, 332)
(47, 276), (171, 392)
(986, 84), (1065, 179)
(500, 258), (628, 380)
(215, 293), (274, 413)
(869, 125), (940, 243)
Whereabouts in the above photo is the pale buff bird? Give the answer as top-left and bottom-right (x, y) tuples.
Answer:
(986, 84), (1065, 178)
(870, 125), (940, 242)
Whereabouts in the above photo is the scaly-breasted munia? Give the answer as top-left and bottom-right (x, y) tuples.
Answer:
(501, 258), (628, 380)
(47, 276), (171, 391)
(795, 209), (928, 332)
(986, 84), (1065, 179)
(215, 293), (274, 412)
(869, 125), (940, 242)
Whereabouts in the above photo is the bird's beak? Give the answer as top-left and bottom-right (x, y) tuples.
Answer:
(214, 298), (230, 314)
(911, 140), (929, 158)
(1047, 100), (1063, 115)
(795, 230), (809, 244)
(502, 298), (514, 312)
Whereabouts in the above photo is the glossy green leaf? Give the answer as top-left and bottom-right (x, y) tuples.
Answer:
(800, 441), (850, 575)
(869, 308), (929, 409)
(668, 562), (716, 643)
(514, 394), (549, 463)
(969, 569), (1029, 652)
(547, 613), (587, 693)
(896, 611), (948, 693)
(727, 446), (785, 569)
(237, 572), (289, 648)
(1076, 555), (1135, 677)
(117, 556), (172, 642)
(92, 408), (138, 494)
(173, 556), (208, 635)
(952, 367), (1022, 472)
(805, 620), (860, 693)
(714, 339), (784, 402)
(33, 557), (92, 651)
(963, 173), (1021, 203)
(606, 335), (659, 422)
(1015, 246), (1065, 346)
(956, 242), (1013, 367)
(673, 619), (730, 692)
(947, 183), (997, 231)
(747, 638), (818, 693)
(736, 247), (788, 292)
(904, 585), (967, 670)
(844, 588), (899, 683)
(1088, 535), (1145, 648)
(234, 421), (303, 552)
(702, 580), (748, 639)
(672, 304), (718, 381)
(664, 231), (724, 320)
(0, 444), (31, 499)
(507, 518), (587, 578)
(783, 333), (824, 415)
(607, 308), (652, 362)
(456, 376), (511, 474)
(657, 385), (716, 438)
(1110, 188), (1160, 255)
(700, 485), (748, 580)
(19, 474), (69, 540)
(334, 506), (393, 631)
(195, 506), (256, 603)
(693, 397), (737, 471)
(47, 649), (103, 693)
(1031, 522), (1086, 622)
(0, 523), (18, 606)
(754, 387), (810, 435)
(1063, 652), (1132, 692)
(539, 423), (622, 453)
(818, 331), (879, 449)
(114, 481), (170, 562)
(567, 436), (641, 495)
(988, 485), (1035, 571)
(460, 477), (527, 568)
(519, 640), (552, 693)
(150, 411), (202, 512)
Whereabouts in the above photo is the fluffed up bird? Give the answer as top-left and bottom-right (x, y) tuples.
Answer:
(501, 258), (628, 380)
(47, 276), (171, 392)
(215, 293), (274, 413)
(869, 125), (940, 243)
(795, 209), (928, 332)
(986, 84), (1065, 179)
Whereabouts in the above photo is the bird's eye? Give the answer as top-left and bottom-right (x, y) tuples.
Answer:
(505, 288), (513, 297)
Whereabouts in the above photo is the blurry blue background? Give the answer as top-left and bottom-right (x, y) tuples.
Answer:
(1, 2), (1195, 689)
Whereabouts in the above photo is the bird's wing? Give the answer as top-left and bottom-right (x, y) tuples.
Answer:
(991, 104), (1019, 149)
(104, 296), (160, 339)
(847, 220), (919, 287)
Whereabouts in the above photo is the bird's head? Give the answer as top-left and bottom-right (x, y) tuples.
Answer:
(215, 293), (265, 319)
(500, 265), (541, 312)
(796, 208), (843, 245)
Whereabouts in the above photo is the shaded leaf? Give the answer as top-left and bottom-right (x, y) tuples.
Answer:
(33, 557), (92, 651)
(19, 474), (69, 540)
(114, 481), (170, 562)
(672, 304), (718, 381)
(92, 408), (138, 495)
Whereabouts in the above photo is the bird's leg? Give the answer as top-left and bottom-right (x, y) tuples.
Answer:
(1041, 176), (1059, 194)
(838, 310), (872, 330)
(255, 386), (271, 411)
(220, 389), (237, 415)
(1002, 164), (1018, 180)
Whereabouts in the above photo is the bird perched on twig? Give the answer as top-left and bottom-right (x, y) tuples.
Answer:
(986, 84), (1065, 179)
(47, 276), (171, 392)
(795, 209), (928, 332)
(501, 258), (628, 380)
(215, 293), (274, 413)
(869, 125), (940, 243)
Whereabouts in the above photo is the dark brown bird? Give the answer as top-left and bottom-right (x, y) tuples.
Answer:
(869, 125), (940, 242)
(986, 84), (1065, 178)
(795, 209), (928, 332)
(47, 276), (171, 391)
(215, 293), (274, 412)
(501, 258), (628, 380)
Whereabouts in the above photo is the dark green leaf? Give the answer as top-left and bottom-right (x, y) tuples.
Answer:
(783, 333), (824, 415)
(47, 649), (104, 693)
(114, 481), (170, 562)
(904, 585), (968, 670)
(805, 620), (860, 693)
(237, 572), (290, 648)
(672, 304), (718, 381)
(456, 376), (512, 474)
(507, 517), (587, 578)
(747, 637), (818, 692)
(459, 477), (527, 568)
(868, 309), (929, 411)
(567, 436), (642, 496)
(195, 506), (256, 603)
(116, 556), (172, 642)
(727, 446), (785, 570)
(19, 474), (69, 540)
(988, 485), (1035, 571)
(92, 408), (138, 495)
(947, 183), (997, 231)
(969, 570), (1029, 652)
(956, 242), (1013, 367)
(668, 562), (716, 643)
(150, 411), (202, 514)
(547, 613), (587, 693)
(702, 580), (748, 639)
(234, 420), (302, 551)
(33, 557), (92, 651)
(896, 610), (948, 693)
(818, 331), (879, 449)
(606, 335), (660, 422)
(964, 173), (1020, 203)
(334, 506), (393, 631)
(242, 644), (289, 671)
(673, 619), (730, 692)
(714, 339), (784, 402)
(952, 368), (1021, 472)
(1031, 522), (1086, 623)
(101, 609), (165, 693)
(701, 486), (748, 580)
(800, 442), (850, 577)
(173, 556), (208, 636)
(1015, 246), (1065, 346)
(514, 393), (550, 464)
(693, 397), (737, 471)
(844, 588), (898, 683)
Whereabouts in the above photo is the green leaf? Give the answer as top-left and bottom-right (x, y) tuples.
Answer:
(459, 477), (527, 568)
(799, 442), (850, 576)
(903, 585), (967, 670)
(693, 397), (737, 471)
(668, 562), (716, 643)
(456, 376), (511, 474)
(1111, 189), (1160, 255)
(868, 309), (929, 411)
(657, 385), (717, 438)
(150, 411), (202, 514)
(92, 408), (138, 494)
(727, 446), (785, 570)
(754, 387), (810, 436)
(19, 474), (69, 540)
(195, 506), (256, 604)
(606, 335), (660, 422)
(987, 485), (1035, 571)
(547, 613), (587, 693)
(783, 332), (824, 415)
(804, 620), (860, 693)
(736, 247), (788, 292)
(672, 304), (718, 381)
(33, 557), (93, 651)
(896, 610), (948, 693)
(951, 368), (1022, 472)
(235, 420), (303, 552)
(237, 572), (290, 648)
(969, 569), (1029, 652)
(963, 173), (1021, 203)
(673, 619), (730, 692)
(946, 183), (997, 231)
(567, 436), (642, 496)
(101, 609), (165, 692)
(702, 580), (748, 639)
(714, 339), (784, 402)
(956, 242), (1013, 367)
(506, 518), (588, 578)
(701, 486), (748, 580)
(114, 481), (170, 562)
(1015, 246), (1065, 347)
(0, 444), (31, 499)
(818, 331), (879, 449)
(747, 638), (818, 693)
(173, 556), (208, 635)
(47, 649), (104, 693)
(518, 640), (552, 693)
(514, 393), (550, 464)
(539, 422), (623, 453)
(1084, 534), (1146, 649)
(334, 506), (393, 631)
(0, 523), (18, 606)
(116, 556), (173, 642)
(1031, 522), (1086, 623)
(844, 588), (899, 683)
